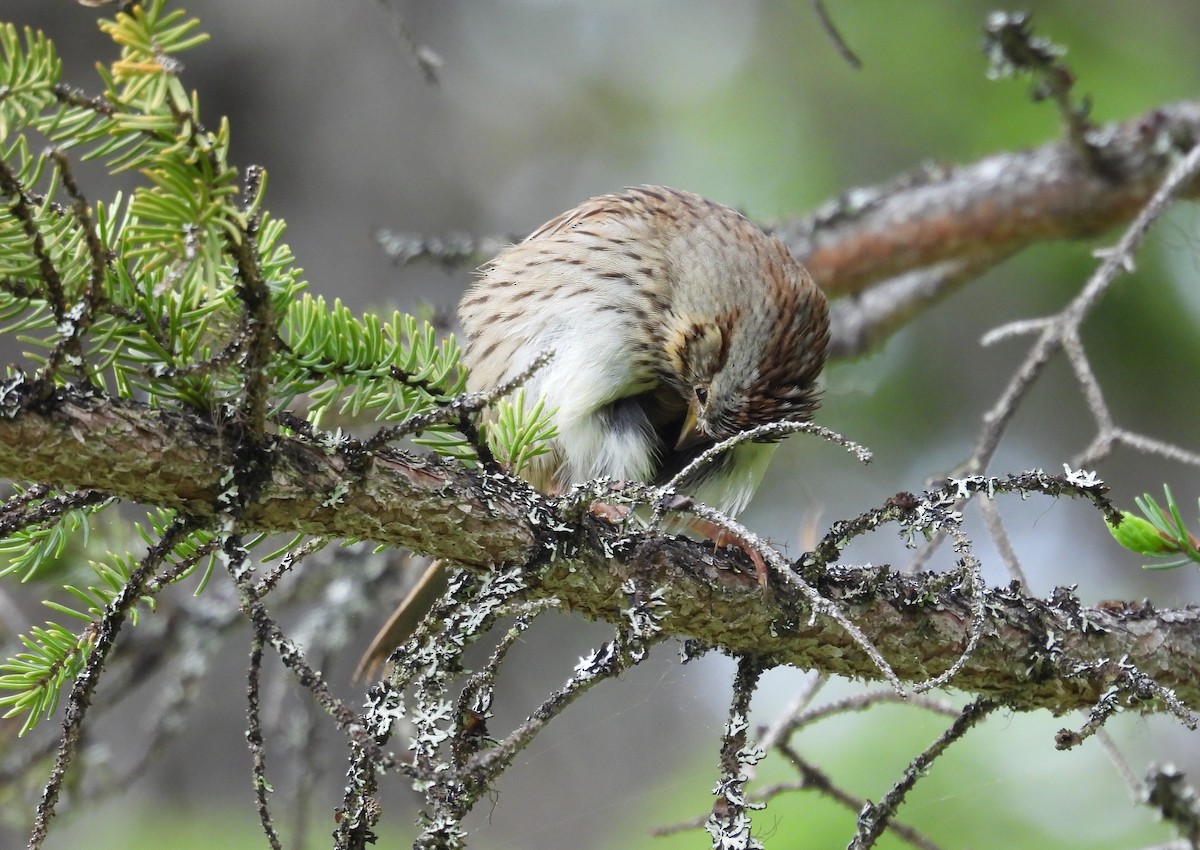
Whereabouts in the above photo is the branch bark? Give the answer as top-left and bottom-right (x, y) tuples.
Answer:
(4, 382), (1198, 716)
(783, 100), (1200, 357)
(781, 100), (1200, 296)
(0, 384), (533, 568)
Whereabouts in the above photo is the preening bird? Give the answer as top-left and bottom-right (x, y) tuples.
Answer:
(356, 185), (829, 680)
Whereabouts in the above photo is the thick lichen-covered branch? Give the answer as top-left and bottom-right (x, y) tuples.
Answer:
(2, 380), (1198, 716)
(0, 380), (535, 568)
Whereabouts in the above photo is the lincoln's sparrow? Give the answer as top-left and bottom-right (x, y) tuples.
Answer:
(356, 185), (829, 679)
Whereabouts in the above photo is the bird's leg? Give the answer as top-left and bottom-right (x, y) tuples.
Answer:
(588, 501), (631, 523)
(690, 518), (772, 590)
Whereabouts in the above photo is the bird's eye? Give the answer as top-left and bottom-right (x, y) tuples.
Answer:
(693, 386), (708, 407)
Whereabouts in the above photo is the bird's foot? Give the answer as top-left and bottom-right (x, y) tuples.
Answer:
(588, 501), (631, 523)
(690, 519), (771, 590)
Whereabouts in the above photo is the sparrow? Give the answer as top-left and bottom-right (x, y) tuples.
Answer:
(355, 185), (829, 680)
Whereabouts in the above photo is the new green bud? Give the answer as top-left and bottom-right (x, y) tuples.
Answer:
(1107, 512), (1177, 555)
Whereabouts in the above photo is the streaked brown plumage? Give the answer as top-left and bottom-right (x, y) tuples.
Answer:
(356, 185), (829, 680)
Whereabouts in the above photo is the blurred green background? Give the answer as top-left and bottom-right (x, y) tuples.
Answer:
(2, 1), (1199, 847)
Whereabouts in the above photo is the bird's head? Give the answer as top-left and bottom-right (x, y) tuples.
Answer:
(666, 258), (829, 450)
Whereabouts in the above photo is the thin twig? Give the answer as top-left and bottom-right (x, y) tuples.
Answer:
(849, 698), (998, 850)
(683, 497), (904, 696)
(663, 420), (872, 509)
(224, 551), (403, 775)
(706, 655), (767, 850)
(654, 742), (945, 850)
(812, 0), (862, 69)
(375, 0), (443, 84)
(965, 141), (1200, 476)
(978, 498), (1029, 586)
(228, 164), (275, 441)
(1096, 728), (1146, 801)
(28, 518), (197, 850)
(750, 671), (826, 777)
(777, 745), (944, 850)
(247, 617), (283, 850)
(782, 690), (963, 736)
(911, 526), (987, 693)
(470, 616), (665, 778)
(982, 12), (1097, 165)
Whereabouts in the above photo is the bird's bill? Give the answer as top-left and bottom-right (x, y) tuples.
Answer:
(675, 398), (707, 451)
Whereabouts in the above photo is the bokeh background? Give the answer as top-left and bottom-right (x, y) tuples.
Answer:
(3, 2), (1200, 848)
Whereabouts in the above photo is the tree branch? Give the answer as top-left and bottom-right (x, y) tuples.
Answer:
(0, 381), (535, 568)
(386, 100), (1200, 361)
(780, 101), (1200, 298)
(3, 381), (1199, 716)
